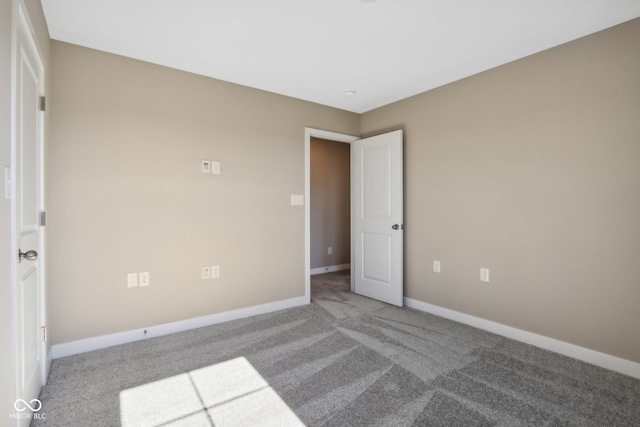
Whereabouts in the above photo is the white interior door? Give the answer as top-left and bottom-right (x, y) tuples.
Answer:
(14, 7), (45, 422)
(352, 130), (403, 306)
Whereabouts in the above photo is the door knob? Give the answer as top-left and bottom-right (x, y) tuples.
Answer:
(19, 249), (38, 263)
(392, 224), (400, 230)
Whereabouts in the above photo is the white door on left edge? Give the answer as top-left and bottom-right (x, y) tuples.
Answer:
(352, 130), (403, 306)
(14, 8), (45, 423)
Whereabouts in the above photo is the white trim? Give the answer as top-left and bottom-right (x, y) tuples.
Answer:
(45, 350), (53, 382)
(51, 296), (307, 359)
(310, 263), (351, 276)
(404, 297), (640, 380)
(304, 128), (359, 304)
(10, 2), (19, 422)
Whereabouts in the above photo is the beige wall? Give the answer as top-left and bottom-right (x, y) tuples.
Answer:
(310, 137), (350, 269)
(1, 0), (50, 422)
(362, 18), (640, 363)
(29, 11), (640, 368)
(48, 41), (359, 345)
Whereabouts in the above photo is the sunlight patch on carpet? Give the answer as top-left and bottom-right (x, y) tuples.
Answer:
(120, 357), (305, 427)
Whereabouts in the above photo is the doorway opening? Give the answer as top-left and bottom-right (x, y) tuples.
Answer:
(304, 128), (359, 304)
(310, 137), (352, 301)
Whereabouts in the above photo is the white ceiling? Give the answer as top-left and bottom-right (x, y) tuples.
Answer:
(41, 0), (640, 114)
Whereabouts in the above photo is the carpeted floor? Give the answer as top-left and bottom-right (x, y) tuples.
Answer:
(34, 271), (640, 426)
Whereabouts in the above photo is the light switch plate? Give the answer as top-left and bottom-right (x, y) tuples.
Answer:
(202, 266), (211, 279)
(202, 160), (211, 173)
(290, 194), (304, 206)
(4, 166), (11, 199)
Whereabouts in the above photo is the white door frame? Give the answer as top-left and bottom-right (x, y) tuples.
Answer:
(11, 0), (48, 408)
(304, 128), (359, 303)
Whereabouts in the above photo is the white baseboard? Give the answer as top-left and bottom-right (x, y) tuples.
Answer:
(404, 297), (640, 380)
(310, 263), (350, 275)
(51, 296), (307, 359)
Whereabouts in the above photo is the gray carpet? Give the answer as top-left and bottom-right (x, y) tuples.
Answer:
(34, 271), (640, 426)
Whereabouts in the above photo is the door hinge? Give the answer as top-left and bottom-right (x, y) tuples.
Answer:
(39, 96), (46, 112)
(40, 210), (46, 226)
(40, 326), (47, 342)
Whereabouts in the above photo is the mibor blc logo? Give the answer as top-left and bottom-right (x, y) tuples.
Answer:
(14, 399), (42, 412)
(10, 398), (46, 421)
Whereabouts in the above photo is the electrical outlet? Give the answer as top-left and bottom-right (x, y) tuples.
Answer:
(480, 268), (490, 282)
(202, 266), (211, 279)
(127, 273), (138, 288)
(328, 247), (332, 255)
(211, 265), (220, 278)
(211, 161), (221, 175)
(139, 272), (150, 287)
(433, 260), (441, 273)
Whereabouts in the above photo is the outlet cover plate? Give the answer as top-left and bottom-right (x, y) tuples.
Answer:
(480, 268), (490, 282)
(139, 272), (150, 287)
(433, 260), (441, 273)
(211, 161), (221, 174)
(127, 273), (138, 288)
